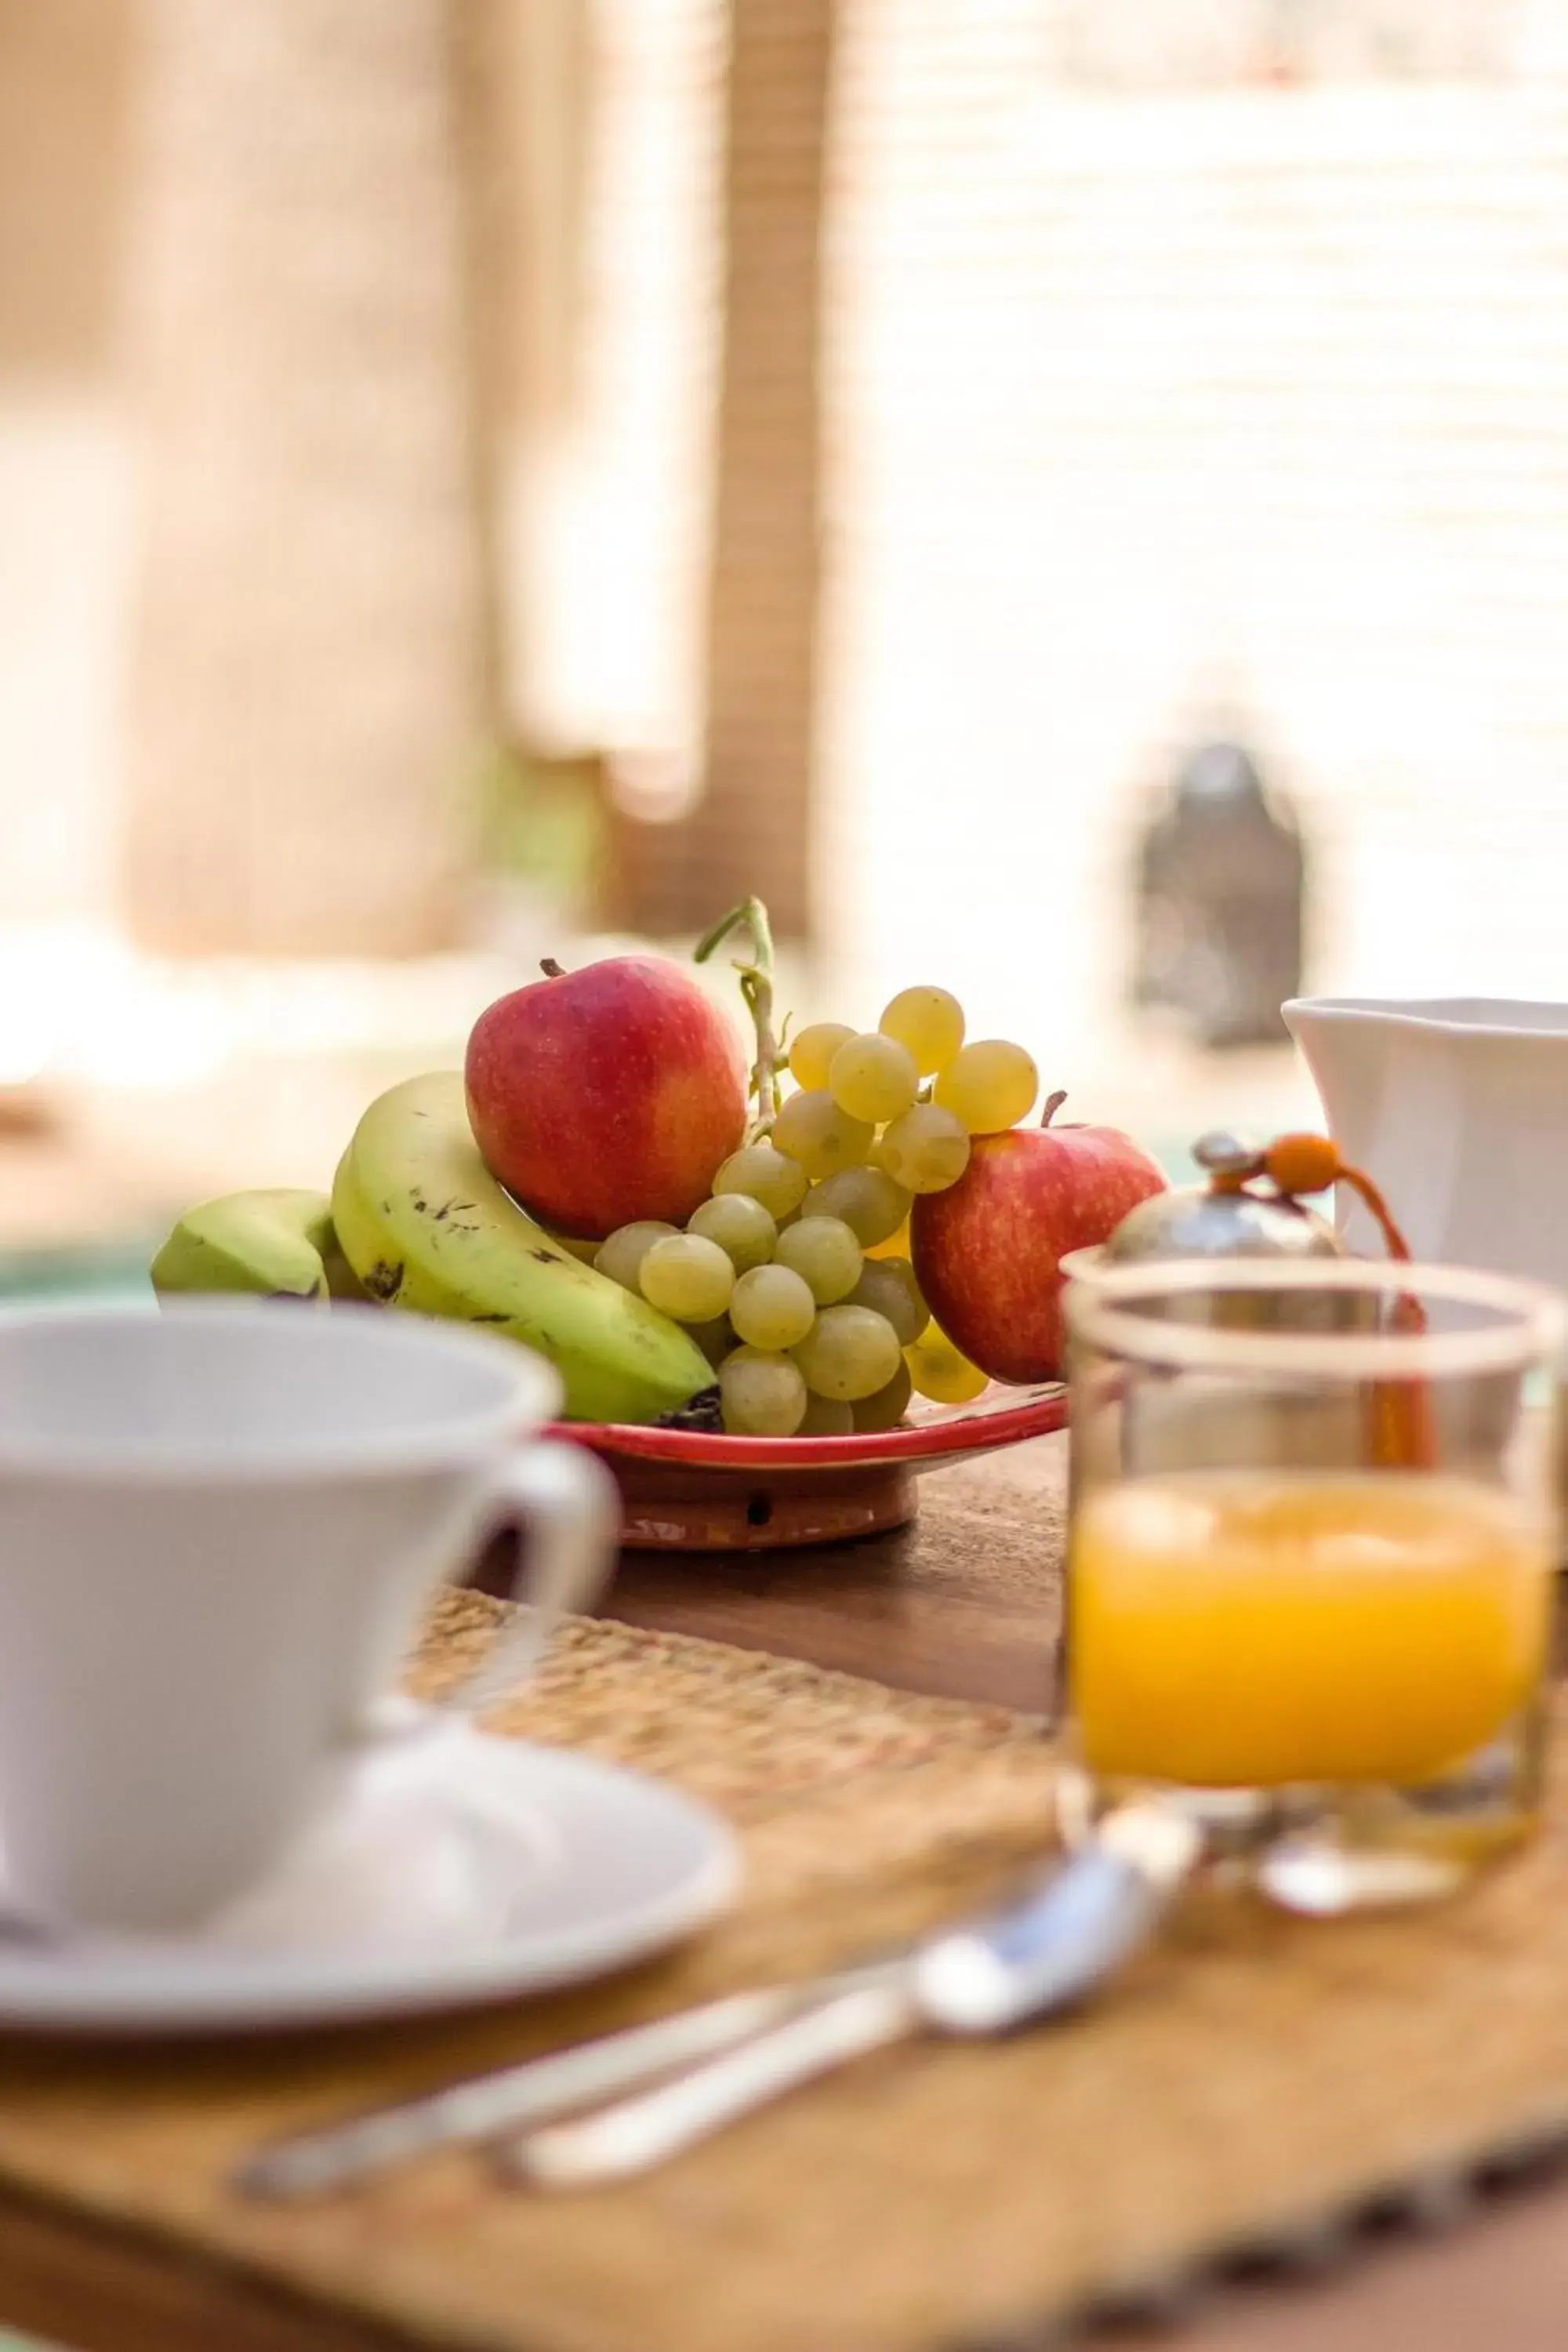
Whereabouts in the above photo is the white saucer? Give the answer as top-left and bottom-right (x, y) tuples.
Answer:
(0, 1720), (740, 2034)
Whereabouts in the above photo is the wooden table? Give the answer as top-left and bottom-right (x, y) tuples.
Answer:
(3, 1430), (1566, 2352)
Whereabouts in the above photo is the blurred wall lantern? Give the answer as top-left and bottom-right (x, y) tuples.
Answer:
(1132, 741), (1306, 1047)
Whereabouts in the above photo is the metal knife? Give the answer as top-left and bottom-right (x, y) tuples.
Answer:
(237, 1951), (910, 2200)
(240, 1801), (1200, 2201)
(506, 1799), (1202, 2188)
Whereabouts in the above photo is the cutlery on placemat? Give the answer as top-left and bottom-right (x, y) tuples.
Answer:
(504, 1799), (1202, 2188)
(237, 1952), (909, 2200)
(241, 1798), (1210, 2202)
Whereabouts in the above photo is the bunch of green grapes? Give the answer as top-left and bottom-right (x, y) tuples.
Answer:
(594, 1190), (909, 1435)
(792, 985), (1040, 1181)
(594, 981), (1029, 1432)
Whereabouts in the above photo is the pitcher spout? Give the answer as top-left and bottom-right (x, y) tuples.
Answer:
(1282, 996), (1568, 1289)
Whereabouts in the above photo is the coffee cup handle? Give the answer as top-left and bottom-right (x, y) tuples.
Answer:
(445, 1440), (620, 1715)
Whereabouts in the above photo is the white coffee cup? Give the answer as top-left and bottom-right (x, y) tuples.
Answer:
(0, 1302), (618, 1934)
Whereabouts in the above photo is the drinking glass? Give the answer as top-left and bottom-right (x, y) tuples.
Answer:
(1060, 1258), (1563, 1909)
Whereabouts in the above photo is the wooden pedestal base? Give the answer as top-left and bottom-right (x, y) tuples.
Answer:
(608, 1455), (918, 1551)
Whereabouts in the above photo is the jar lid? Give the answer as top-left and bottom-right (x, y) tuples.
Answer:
(1102, 1130), (1348, 1266)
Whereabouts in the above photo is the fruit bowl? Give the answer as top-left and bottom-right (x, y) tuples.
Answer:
(549, 1384), (1067, 1551)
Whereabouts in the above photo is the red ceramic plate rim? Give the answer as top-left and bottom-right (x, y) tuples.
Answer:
(546, 1385), (1067, 1473)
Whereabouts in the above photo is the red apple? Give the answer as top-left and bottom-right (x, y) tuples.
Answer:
(466, 954), (749, 1239)
(911, 1093), (1167, 1383)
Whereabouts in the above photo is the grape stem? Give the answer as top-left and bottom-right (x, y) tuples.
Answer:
(695, 897), (782, 1132)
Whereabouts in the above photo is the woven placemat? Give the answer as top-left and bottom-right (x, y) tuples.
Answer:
(5, 1595), (1568, 2352)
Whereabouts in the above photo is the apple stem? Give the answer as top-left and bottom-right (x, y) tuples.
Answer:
(1041, 1089), (1069, 1127)
(539, 957), (567, 979)
(694, 896), (781, 1130)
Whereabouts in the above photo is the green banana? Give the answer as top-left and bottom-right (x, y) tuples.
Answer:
(331, 1072), (712, 1423)
(151, 1189), (365, 1304)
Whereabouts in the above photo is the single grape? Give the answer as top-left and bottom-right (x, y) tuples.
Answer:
(720, 1348), (808, 1436)
(868, 1217), (912, 1262)
(880, 985), (965, 1076)
(797, 1393), (855, 1436)
(874, 1102), (971, 1195)
(712, 1143), (810, 1221)
(775, 1214), (863, 1305)
(770, 1088), (874, 1180)
(850, 1258), (928, 1347)
(729, 1262), (817, 1352)
(638, 1232), (735, 1323)
(851, 1356), (913, 1433)
(593, 1220), (679, 1292)
(828, 1031), (919, 1126)
(689, 1315), (735, 1369)
(688, 1191), (777, 1272)
(793, 1305), (903, 1401)
(934, 1040), (1040, 1134)
(800, 1165), (912, 1249)
(788, 1021), (855, 1092)
(906, 1326), (989, 1405)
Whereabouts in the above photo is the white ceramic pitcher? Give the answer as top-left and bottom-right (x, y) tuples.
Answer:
(1282, 997), (1568, 1291)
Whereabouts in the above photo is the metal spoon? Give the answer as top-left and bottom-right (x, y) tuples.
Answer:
(243, 1795), (1218, 2201)
(506, 1801), (1203, 2188)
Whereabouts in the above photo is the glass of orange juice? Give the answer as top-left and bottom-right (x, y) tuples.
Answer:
(1062, 1257), (1563, 1909)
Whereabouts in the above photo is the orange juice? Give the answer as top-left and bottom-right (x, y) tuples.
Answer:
(1072, 1472), (1551, 1789)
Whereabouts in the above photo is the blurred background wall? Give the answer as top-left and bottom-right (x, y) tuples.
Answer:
(2, 0), (1567, 1254)
(0, 0), (132, 934)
